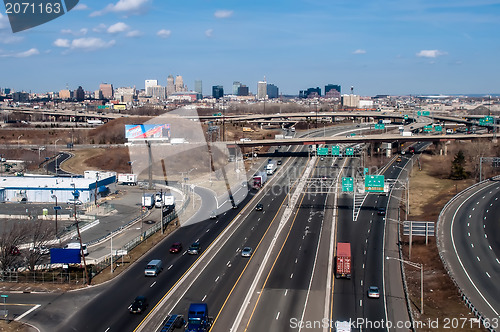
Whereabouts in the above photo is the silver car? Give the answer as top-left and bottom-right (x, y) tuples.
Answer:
(241, 247), (253, 257)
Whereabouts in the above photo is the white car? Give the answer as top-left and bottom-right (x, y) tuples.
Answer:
(67, 198), (83, 205)
(241, 247), (253, 257)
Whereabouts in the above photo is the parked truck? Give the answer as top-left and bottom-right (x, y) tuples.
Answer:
(252, 171), (268, 190)
(118, 173), (138, 186)
(266, 161), (277, 175)
(401, 131), (413, 137)
(336, 242), (351, 279)
(186, 303), (212, 332)
(155, 192), (175, 209)
(142, 193), (155, 209)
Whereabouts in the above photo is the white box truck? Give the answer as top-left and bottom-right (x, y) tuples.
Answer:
(118, 173), (137, 185)
(142, 193), (155, 209)
(266, 161), (277, 175)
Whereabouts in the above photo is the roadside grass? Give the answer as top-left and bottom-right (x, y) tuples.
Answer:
(402, 153), (484, 331)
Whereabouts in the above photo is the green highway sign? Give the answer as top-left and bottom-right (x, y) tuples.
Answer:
(342, 177), (354, 192)
(404, 115), (409, 120)
(350, 133), (356, 136)
(479, 116), (494, 126)
(423, 111), (430, 116)
(434, 125), (443, 132)
(365, 175), (385, 192)
(0, 295), (7, 298)
(213, 112), (222, 116)
(331, 146), (340, 156)
(317, 147), (329, 156)
(417, 111), (422, 116)
(423, 125), (433, 132)
(375, 124), (385, 130)
(345, 147), (354, 156)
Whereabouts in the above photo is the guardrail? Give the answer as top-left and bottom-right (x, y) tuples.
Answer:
(436, 176), (500, 332)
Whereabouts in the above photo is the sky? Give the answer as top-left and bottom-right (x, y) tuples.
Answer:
(0, 0), (499, 96)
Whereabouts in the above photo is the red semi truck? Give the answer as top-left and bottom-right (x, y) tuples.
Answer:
(252, 171), (268, 190)
(336, 242), (351, 279)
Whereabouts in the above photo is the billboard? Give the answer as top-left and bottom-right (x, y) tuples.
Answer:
(125, 124), (171, 140)
(50, 248), (81, 264)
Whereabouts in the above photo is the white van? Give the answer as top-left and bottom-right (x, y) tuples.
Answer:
(65, 242), (88, 256)
(144, 259), (163, 276)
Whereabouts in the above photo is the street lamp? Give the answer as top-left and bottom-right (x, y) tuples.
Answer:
(386, 256), (424, 314)
(51, 194), (58, 239)
(392, 165), (410, 216)
(54, 139), (62, 175)
(17, 134), (23, 148)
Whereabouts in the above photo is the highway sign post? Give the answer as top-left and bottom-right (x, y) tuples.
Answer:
(342, 177), (354, 192)
(365, 175), (385, 192)
(317, 147), (328, 156)
(331, 146), (340, 156)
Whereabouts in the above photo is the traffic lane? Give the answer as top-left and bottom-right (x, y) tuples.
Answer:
(181, 185), (219, 226)
(482, 187), (500, 258)
(167, 187), (289, 321)
(246, 193), (327, 332)
(452, 189), (500, 318)
(333, 192), (358, 322)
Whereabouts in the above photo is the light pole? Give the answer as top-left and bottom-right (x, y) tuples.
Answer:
(51, 195), (58, 238)
(386, 256), (424, 314)
(392, 165), (410, 216)
(54, 139), (62, 175)
(17, 134), (23, 148)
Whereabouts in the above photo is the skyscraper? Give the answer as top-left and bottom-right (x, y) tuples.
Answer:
(175, 75), (184, 92)
(99, 83), (113, 99)
(266, 84), (279, 99)
(212, 85), (224, 99)
(194, 80), (203, 95)
(257, 79), (267, 100)
(145, 80), (158, 95)
(232, 81), (241, 95)
(167, 75), (175, 95)
(237, 85), (249, 96)
(75, 86), (85, 101)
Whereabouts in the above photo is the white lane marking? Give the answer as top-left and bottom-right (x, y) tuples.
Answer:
(486, 272), (491, 278)
(285, 289), (288, 296)
(360, 300), (363, 307)
(215, 276), (219, 282)
(477, 256), (481, 262)
(467, 223), (470, 227)
(202, 294), (207, 301)
(168, 265), (173, 270)
(471, 243), (474, 248)
(361, 280), (363, 286)
(290, 273), (294, 279)
(472, 208), (475, 211)
(276, 312), (280, 320)
(150, 281), (156, 288)
(468, 233), (470, 237)
(14, 304), (40, 321)
(105, 328), (110, 332)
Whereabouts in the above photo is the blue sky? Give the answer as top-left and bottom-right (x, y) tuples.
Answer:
(0, 0), (499, 96)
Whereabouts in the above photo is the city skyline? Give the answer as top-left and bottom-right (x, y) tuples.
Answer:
(0, 1), (499, 96)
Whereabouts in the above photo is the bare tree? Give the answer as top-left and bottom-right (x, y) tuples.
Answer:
(0, 220), (28, 270)
(25, 219), (54, 271)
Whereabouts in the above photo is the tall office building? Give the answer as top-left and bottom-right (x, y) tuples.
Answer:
(99, 83), (113, 99)
(299, 87), (321, 98)
(266, 84), (279, 99)
(237, 85), (249, 96)
(257, 79), (267, 100)
(115, 87), (136, 102)
(75, 86), (85, 101)
(232, 81), (241, 95)
(145, 80), (158, 95)
(150, 86), (166, 100)
(167, 75), (175, 95)
(59, 89), (72, 100)
(194, 80), (202, 95)
(175, 75), (184, 92)
(325, 84), (341, 94)
(212, 85), (224, 99)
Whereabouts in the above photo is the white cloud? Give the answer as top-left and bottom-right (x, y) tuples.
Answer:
(91, 0), (151, 17)
(157, 29), (171, 38)
(54, 38), (70, 48)
(93, 23), (107, 33)
(126, 30), (142, 37)
(0, 35), (23, 44)
(214, 10), (233, 19)
(61, 28), (88, 36)
(107, 22), (129, 33)
(416, 50), (446, 58)
(205, 29), (213, 38)
(73, 3), (89, 11)
(0, 48), (40, 58)
(71, 37), (115, 51)
(353, 49), (366, 54)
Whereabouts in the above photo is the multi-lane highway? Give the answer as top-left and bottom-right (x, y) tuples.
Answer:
(438, 176), (500, 328)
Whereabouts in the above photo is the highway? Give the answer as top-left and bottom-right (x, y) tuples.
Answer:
(437, 177), (500, 328)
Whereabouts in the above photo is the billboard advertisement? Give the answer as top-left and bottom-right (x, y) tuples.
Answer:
(125, 124), (171, 140)
(50, 248), (81, 264)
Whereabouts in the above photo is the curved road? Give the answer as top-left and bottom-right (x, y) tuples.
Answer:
(438, 178), (500, 328)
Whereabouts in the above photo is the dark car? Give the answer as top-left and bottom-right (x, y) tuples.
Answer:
(277, 160), (282, 165)
(377, 207), (386, 216)
(128, 296), (148, 314)
(187, 242), (201, 255)
(169, 242), (183, 253)
(255, 203), (263, 211)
